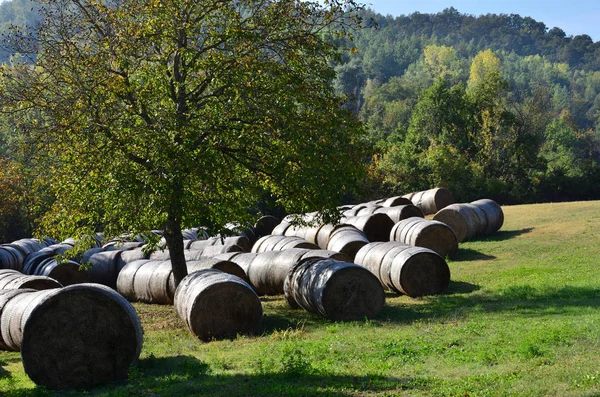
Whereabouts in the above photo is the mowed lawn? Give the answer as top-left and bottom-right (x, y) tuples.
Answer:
(2, 200), (600, 396)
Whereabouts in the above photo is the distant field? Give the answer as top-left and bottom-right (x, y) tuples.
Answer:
(2, 200), (600, 396)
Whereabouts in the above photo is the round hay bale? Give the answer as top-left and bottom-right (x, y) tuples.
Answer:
(187, 239), (216, 251)
(174, 269), (262, 342)
(390, 217), (458, 258)
(117, 247), (148, 269)
(214, 252), (258, 278)
(342, 213), (395, 243)
(253, 215), (281, 238)
(433, 203), (481, 242)
(471, 199), (504, 235)
(0, 246), (21, 270)
(17, 284), (143, 389)
(200, 244), (245, 257)
(284, 258), (385, 321)
(252, 235), (317, 253)
(271, 220), (292, 236)
(326, 225), (369, 260)
(246, 249), (309, 295)
(35, 258), (89, 286)
(403, 187), (454, 215)
(0, 289), (35, 350)
(464, 203), (488, 238)
(187, 258), (247, 282)
(355, 242), (450, 296)
(378, 196), (413, 207)
(0, 269), (62, 290)
(374, 205), (424, 223)
(87, 250), (123, 288)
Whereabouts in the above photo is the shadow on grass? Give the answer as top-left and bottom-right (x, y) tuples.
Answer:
(450, 248), (496, 262)
(0, 359), (10, 380)
(478, 228), (534, 242)
(3, 355), (429, 397)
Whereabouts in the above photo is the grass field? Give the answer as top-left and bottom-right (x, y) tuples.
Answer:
(2, 200), (600, 396)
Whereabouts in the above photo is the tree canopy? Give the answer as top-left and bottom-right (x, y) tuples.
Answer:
(1, 0), (367, 284)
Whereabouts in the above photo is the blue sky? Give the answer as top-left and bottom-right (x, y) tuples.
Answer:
(364, 0), (600, 41)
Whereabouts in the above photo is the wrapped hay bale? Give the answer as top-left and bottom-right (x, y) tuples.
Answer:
(390, 217), (458, 258)
(251, 235), (318, 253)
(403, 187), (454, 215)
(0, 269), (62, 290)
(341, 213), (395, 243)
(471, 199), (504, 235)
(174, 269), (262, 342)
(354, 242), (450, 297)
(433, 203), (486, 242)
(0, 284), (142, 390)
(284, 257), (385, 321)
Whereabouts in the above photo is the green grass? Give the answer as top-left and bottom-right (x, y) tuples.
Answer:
(3, 200), (600, 396)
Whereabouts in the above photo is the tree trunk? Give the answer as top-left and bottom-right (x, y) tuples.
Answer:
(163, 214), (187, 288)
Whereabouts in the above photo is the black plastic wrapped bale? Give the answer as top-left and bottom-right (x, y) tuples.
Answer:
(0, 284), (142, 390)
(87, 250), (126, 288)
(27, 256), (89, 287)
(354, 242), (450, 297)
(0, 269), (62, 290)
(471, 199), (504, 235)
(174, 269), (262, 342)
(251, 235), (318, 253)
(325, 225), (369, 260)
(390, 217), (458, 258)
(403, 187), (454, 215)
(116, 247), (149, 269)
(433, 203), (484, 242)
(0, 246), (22, 271)
(253, 215), (281, 239)
(341, 213), (395, 243)
(284, 257), (385, 321)
(375, 196), (413, 208)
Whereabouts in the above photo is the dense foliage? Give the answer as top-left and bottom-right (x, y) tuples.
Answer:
(335, 8), (600, 203)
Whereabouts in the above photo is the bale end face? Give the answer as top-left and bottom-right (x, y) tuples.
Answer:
(20, 284), (143, 390)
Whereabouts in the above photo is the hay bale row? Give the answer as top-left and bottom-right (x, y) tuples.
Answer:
(214, 248), (350, 296)
(0, 269), (62, 290)
(433, 199), (503, 242)
(116, 258), (246, 304)
(403, 187), (454, 215)
(251, 235), (318, 253)
(390, 217), (458, 258)
(174, 269), (262, 342)
(284, 257), (385, 321)
(0, 284), (142, 390)
(0, 238), (57, 271)
(354, 242), (450, 297)
(22, 244), (88, 286)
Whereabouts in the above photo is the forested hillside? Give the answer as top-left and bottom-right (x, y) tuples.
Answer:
(334, 7), (600, 204)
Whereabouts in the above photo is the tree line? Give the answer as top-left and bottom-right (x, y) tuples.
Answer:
(333, 7), (600, 205)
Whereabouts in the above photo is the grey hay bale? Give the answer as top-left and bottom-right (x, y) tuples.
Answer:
(354, 242), (450, 297)
(13, 284), (142, 390)
(0, 269), (62, 290)
(403, 187), (454, 215)
(251, 235), (318, 253)
(283, 224), (323, 245)
(116, 260), (173, 304)
(87, 250), (126, 288)
(188, 236), (251, 252)
(373, 205), (424, 223)
(325, 225), (369, 261)
(390, 217), (458, 258)
(471, 199), (504, 235)
(200, 244), (245, 257)
(0, 289), (33, 350)
(271, 220), (292, 236)
(433, 203), (484, 242)
(26, 254), (89, 287)
(341, 213), (395, 243)
(187, 258), (247, 282)
(299, 249), (352, 262)
(375, 196), (413, 207)
(284, 257), (385, 321)
(117, 247), (149, 268)
(245, 249), (310, 295)
(174, 269), (262, 342)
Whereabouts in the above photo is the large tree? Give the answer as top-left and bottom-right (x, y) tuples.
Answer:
(1, 0), (367, 286)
